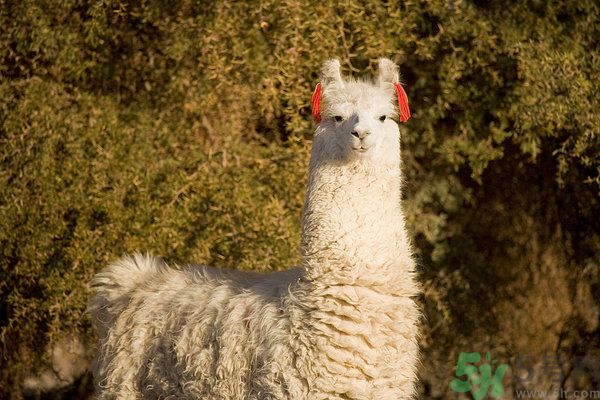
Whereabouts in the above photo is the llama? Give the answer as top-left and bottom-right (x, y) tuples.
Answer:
(89, 58), (420, 399)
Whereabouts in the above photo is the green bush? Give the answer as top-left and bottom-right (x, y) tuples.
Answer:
(1, 0), (598, 397)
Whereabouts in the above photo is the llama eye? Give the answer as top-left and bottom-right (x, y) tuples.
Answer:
(334, 116), (344, 122)
(379, 115), (387, 122)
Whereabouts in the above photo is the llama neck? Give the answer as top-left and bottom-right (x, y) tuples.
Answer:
(300, 156), (413, 287)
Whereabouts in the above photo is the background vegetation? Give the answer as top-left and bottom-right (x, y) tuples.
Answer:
(1, 0), (598, 398)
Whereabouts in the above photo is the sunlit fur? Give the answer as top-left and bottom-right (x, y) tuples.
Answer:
(89, 58), (420, 399)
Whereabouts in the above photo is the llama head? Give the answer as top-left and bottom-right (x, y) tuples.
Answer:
(311, 58), (408, 166)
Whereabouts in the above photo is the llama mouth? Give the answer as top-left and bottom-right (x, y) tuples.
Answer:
(352, 146), (371, 153)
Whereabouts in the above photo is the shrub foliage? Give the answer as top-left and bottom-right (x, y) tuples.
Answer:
(1, 0), (598, 397)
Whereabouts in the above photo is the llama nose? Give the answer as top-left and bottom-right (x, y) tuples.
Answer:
(351, 130), (369, 139)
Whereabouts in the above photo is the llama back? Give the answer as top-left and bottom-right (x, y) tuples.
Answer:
(89, 254), (302, 399)
(89, 253), (166, 338)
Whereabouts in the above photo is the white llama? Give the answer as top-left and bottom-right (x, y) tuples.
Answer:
(89, 58), (420, 399)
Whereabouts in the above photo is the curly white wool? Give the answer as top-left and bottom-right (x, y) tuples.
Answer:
(89, 58), (420, 399)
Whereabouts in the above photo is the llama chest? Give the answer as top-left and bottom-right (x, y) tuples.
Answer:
(295, 285), (420, 399)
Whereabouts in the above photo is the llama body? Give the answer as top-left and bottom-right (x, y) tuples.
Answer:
(90, 59), (420, 399)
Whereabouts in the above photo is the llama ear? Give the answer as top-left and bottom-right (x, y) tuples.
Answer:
(378, 58), (399, 86)
(311, 83), (322, 123)
(313, 59), (342, 123)
(320, 59), (344, 88)
(378, 58), (411, 123)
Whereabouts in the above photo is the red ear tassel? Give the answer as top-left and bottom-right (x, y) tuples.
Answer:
(394, 82), (411, 123)
(311, 83), (322, 123)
